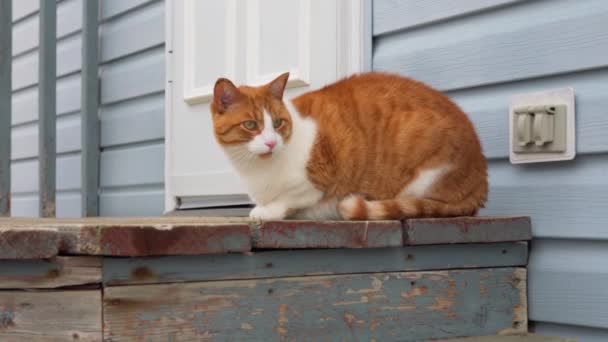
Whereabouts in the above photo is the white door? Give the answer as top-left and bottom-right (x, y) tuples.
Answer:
(165, 0), (370, 211)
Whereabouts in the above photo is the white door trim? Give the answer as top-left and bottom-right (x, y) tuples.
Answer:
(164, 0), (372, 213)
(164, 0), (176, 213)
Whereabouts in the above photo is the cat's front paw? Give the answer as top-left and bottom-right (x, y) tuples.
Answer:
(249, 205), (287, 221)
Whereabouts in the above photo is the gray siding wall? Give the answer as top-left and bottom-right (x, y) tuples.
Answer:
(10, 0), (165, 217)
(372, 0), (608, 340)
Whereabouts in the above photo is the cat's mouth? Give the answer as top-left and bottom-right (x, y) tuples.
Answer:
(259, 152), (273, 159)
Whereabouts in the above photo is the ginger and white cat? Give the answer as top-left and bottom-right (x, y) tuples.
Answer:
(210, 72), (487, 221)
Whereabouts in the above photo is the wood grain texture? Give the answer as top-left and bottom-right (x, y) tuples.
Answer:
(0, 290), (102, 341)
(0, 217), (253, 257)
(404, 216), (531, 245)
(254, 220), (403, 249)
(373, 0), (525, 35)
(103, 242), (528, 285)
(104, 268), (526, 341)
(0, 257), (101, 289)
(0, 227), (59, 259)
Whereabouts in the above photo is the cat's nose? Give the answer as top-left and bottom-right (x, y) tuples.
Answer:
(265, 140), (277, 149)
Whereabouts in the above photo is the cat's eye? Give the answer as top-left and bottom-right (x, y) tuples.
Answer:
(242, 120), (258, 130)
(273, 118), (284, 129)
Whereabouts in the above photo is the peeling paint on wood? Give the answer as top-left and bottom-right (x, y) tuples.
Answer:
(255, 220), (403, 249)
(0, 257), (101, 289)
(103, 268), (527, 341)
(0, 218), (253, 257)
(103, 242), (528, 286)
(404, 216), (532, 245)
(0, 290), (102, 341)
(0, 216), (531, 258)
(0, 227), (60, 259)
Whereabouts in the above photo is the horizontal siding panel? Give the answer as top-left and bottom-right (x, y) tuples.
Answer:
(11, 192), (81, 218)
(373, 0), (608, 91)
(12, 73), (81, 125)
(481, 155), (608, 239)
(11, 0), (82, 57)
(11, 114), (81, 160)
(101, 94), (164, 147)
(11, 154), (82, 193)
(100, 47), (165, 104)
(12, 0), (38, 22)
(449, 68), (608, 158)
(101, 0), (158, 20)
(534, 322), (608, 342)
(529, 239), (608, 329)
(100, 144), (164, 188)
(12, 34), (82, 91)
(100, 0), (164, 62)
(99, 188), (164, 216)
(373, 0), (525, 36)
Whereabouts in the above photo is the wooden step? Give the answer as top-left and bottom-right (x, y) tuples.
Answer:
(0, 216), (533, 341)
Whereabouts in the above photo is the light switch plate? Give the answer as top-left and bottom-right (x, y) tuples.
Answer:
(509, 87), (576, 164)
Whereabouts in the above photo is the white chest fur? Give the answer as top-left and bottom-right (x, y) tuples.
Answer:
(223, 101), (323, 219)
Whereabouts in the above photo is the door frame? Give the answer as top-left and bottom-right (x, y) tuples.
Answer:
(164, 0), (373, 213)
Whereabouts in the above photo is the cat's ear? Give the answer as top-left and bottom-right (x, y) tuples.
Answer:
(267, 72), (290, 100)
(213, 78), (241, 112)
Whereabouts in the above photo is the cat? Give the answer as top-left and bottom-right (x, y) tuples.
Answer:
(210, 72), (488, 221)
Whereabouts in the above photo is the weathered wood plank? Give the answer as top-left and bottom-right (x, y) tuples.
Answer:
(404, 216), (532, 245)
(0, 216), (531, 257)
(104, 268), (527, 341)
(0, 227), (60, 259)
(255, 220), (403, 249)
(0, 290), (102, 341)
(0, 217), (253, 257)
(0, 257), (101, 289)
(104, 242), (528, 285)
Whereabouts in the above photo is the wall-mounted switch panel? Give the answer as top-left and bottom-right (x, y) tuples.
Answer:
(509, 88), (575, 164)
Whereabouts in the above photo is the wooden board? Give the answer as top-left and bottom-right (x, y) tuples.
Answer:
(0, 227), (60, 259)
(254, 220), (403, 249)
(103, 242), (528, 286)
(0, 217), (252, 256)
(103, 268), (527, 341)
(0, 290), (102, 341)
(0, 216), (531, 257)
(404, 216), (532, 245)
(0, 257), (101, 289)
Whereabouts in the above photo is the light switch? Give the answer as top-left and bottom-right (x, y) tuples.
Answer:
(532, 110), (554, 146)
(509, 88), (575, 164)
(516, 113), (532, 146)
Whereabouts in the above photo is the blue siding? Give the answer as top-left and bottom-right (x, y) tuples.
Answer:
(98, 0), (165, 216)
(9, 0), (165, 217)
(373, 0), (608, 340)
(10, 0), (83, 217)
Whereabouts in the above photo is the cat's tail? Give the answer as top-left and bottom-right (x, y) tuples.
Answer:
(338, 194), (481, 220)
